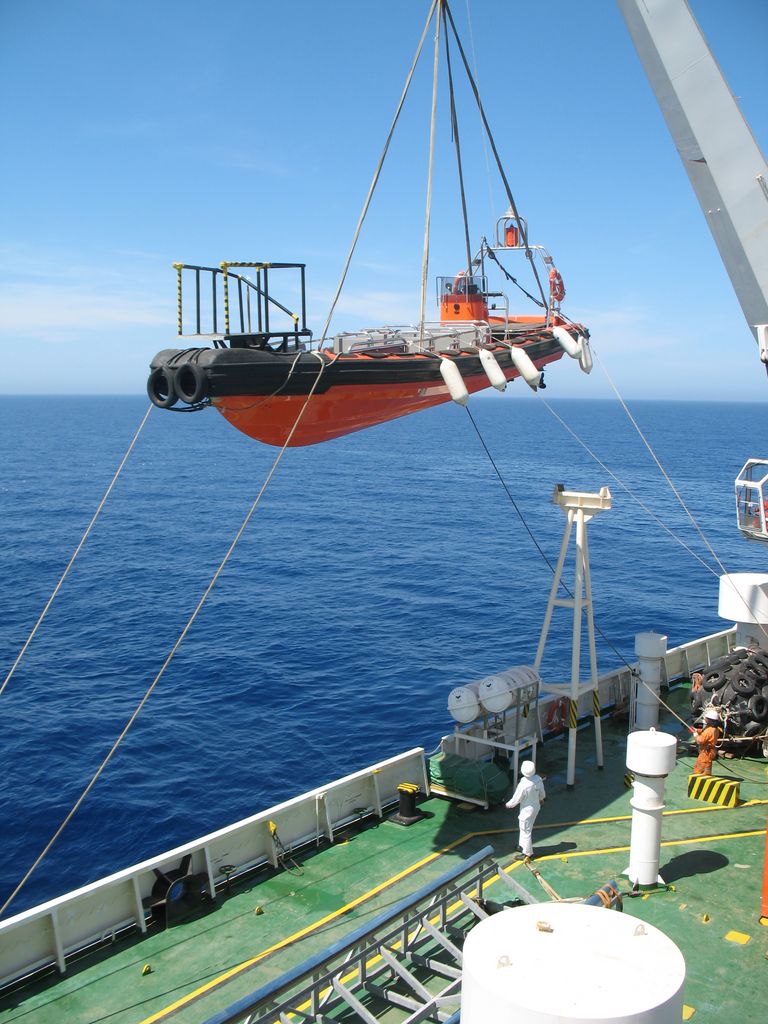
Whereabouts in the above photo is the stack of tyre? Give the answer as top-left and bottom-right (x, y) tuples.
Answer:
(691, 648), (768, 741)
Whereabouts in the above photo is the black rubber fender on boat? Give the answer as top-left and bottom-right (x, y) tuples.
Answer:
(742, 721), (764, 738)
(175, 362), (209, 405)
(747, 693), (768, 723)
(147, 366), (178, 409)
(701, 669), (728, 692)
(748, 649), (768, 672)
(729, 674), (757, 697)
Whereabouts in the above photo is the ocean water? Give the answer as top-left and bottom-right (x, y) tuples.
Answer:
(1, 393), (767, 915)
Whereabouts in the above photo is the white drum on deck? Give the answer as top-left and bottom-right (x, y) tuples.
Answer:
(448, 683), (482, 723)
(461, 903), (685, 1024)
(478, 666), (540, 713)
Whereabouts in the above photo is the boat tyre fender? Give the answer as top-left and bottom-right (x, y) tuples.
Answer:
(742, 721), (763, 738)
(748, 694), (768, 723)
(748, 649), (768, 672)
(175, 362), (209, 405)
(147, 366), (178, 409)
(701, 670), (728, 692)
(730, 674), (757, 697)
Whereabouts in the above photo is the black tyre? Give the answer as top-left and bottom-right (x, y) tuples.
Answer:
(702, 670), (728, 692)
(749, 649), (768, 672)
(748, 694), (768, 723)
(147, 367), (178, 409)
(730, 675), (757, 697)
(175, 362), (208, 404)
(743, 721), (763, 738)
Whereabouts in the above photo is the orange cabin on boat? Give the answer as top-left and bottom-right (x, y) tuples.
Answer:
(438, 274), (489, 322)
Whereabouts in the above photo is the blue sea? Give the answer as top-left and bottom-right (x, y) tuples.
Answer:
(1, 394), (767, 915)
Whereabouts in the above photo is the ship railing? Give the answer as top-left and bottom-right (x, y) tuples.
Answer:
(331, 321), (493, 355)
(0, 748), (429, 992)
(172, 261), (313, 350)
(735, 458), (768, 542)
(442, 627), (737, 762)
(202, 844), (531, 1024)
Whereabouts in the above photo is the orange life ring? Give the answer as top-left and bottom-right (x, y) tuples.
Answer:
(545, 697), (568, 732)
(549, 268), (565, 303)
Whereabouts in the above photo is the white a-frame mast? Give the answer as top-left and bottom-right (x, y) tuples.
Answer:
(618, 0), (768, 360)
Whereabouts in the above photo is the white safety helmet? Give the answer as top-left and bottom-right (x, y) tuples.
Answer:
(703, 709), (720, 722)
(521, 760), (536, 777)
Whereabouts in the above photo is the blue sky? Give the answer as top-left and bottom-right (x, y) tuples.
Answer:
(1, 0), (766, 399)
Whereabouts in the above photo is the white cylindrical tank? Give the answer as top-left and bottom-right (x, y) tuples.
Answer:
(478, 348), (507, 391)
(625, 729), (677, 888)
(439, 358), (469, 405)
(634, 631), (668, 730)
(718, 572), (768, 648)
(478, 666), (541, 713)
(461, 902), (685, 1024)
(478, 674), (513, 713)
(448, 683), (482, 724)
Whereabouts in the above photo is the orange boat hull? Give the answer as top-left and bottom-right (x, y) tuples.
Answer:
(213, 349), (566, 447)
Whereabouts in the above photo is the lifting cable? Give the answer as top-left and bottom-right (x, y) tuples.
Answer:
(485, 247), (547, 309)
(442, 7), (473, 276)
(0, 404), (154, 701)
(463, 0), (497, 227)
(442, 0), (549, 311)
(0, 354), (329, 918)
(589, 345), (768, 650)
(463, 405), (694, 735)
(419, 3), (441, 335)
(540, 398), (721, 578)
(318, 0), (439, 347)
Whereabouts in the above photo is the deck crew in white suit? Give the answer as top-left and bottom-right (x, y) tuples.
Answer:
(505, 760), (546, 858)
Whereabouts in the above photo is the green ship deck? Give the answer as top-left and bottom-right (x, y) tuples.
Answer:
(2, 690), (766, 1024)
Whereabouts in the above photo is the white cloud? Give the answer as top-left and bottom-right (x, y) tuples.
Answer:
(0, 282), (168, 342)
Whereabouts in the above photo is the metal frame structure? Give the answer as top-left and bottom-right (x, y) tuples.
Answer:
(202, 845), (539, 1024)
(172, 261), (311, 350)
(534, 485), (612, 789)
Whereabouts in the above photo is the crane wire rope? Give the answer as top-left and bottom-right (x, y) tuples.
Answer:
(539, 397), (721, 577)
(590, 345), (768, 649)
(463, 0), (497, 226)
(442, 0), (548, 311)
(319, 0), (439, 347)
(0, 404), (154, 701)
(419, 2), (441, 336)
(0, 353), (329, 918)
(462, 403), (693, 734)
(442, 8), (473, 276)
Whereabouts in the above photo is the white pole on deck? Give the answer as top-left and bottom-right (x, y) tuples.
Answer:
(581, 515), (604, 770)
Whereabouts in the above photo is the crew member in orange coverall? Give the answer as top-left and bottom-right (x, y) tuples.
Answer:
(692, 708), (721, 775)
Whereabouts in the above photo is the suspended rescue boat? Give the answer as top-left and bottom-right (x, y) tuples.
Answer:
(147, 218), (592, 447)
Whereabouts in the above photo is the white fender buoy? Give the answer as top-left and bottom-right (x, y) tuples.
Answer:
(552, 325), (581, 358)
(440, 358), (469, 405)
(509, 346), (542, 390)
(578, 334), (593, 374)
(478, 348), (507, 391)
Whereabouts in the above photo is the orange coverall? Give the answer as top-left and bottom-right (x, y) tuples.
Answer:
(693, 724), (720, 775)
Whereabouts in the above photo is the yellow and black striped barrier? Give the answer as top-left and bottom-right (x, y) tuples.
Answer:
(568, 699), (578, 730)
(173, 262), (183, 335)
(688, 773), (740, 807)
(592, 691), (601, 717)
(624, 772), (635, 789)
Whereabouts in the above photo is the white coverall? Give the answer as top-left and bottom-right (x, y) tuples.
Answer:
(505, 773), (546, 857)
